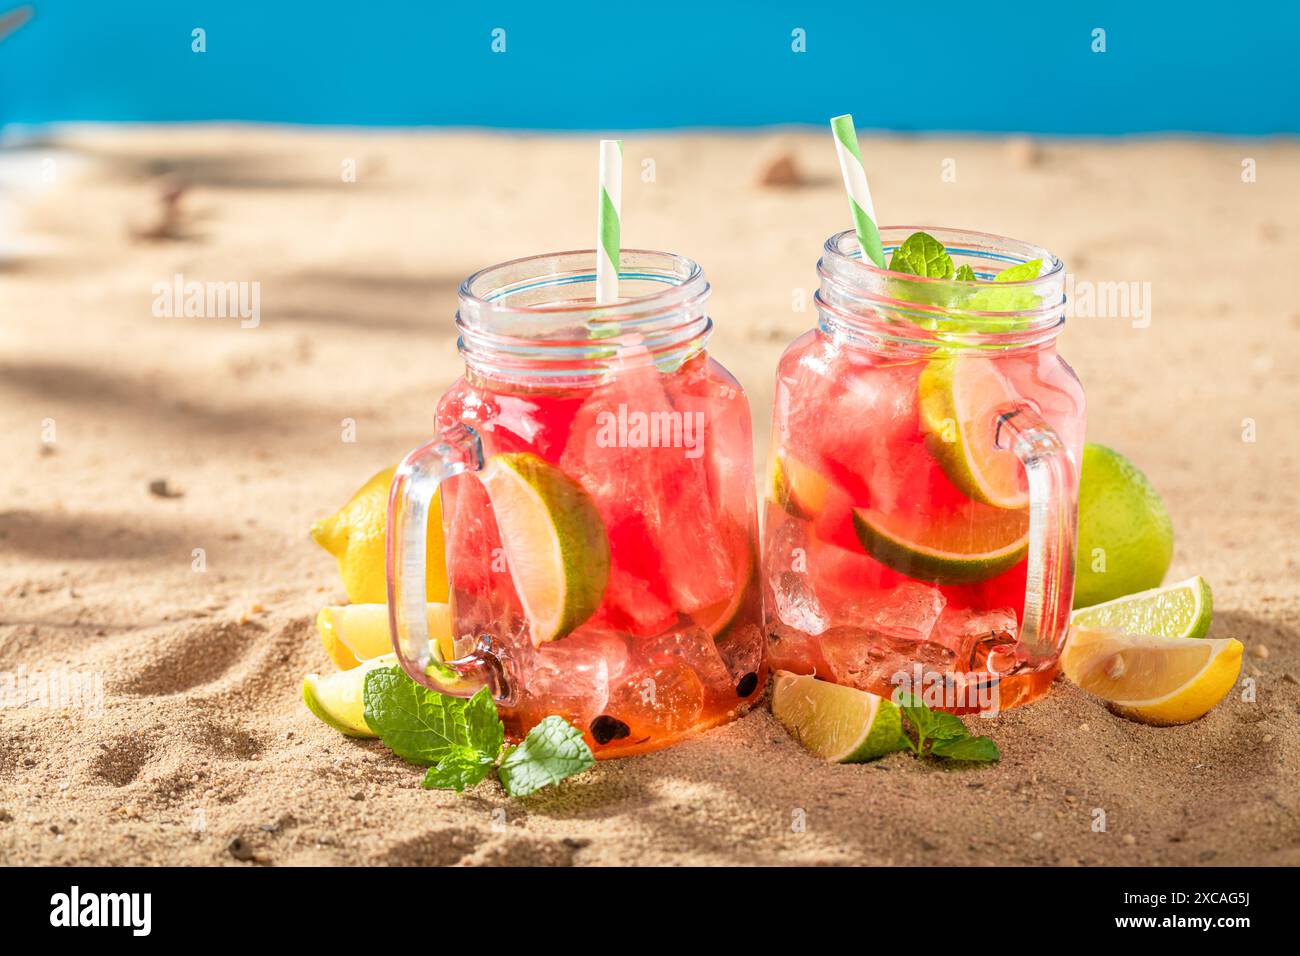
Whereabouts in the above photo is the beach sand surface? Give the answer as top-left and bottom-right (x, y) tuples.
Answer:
(1, 127), (1297, 865)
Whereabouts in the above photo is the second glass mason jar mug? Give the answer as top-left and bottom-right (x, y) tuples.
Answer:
(764, 227), (1086, 713)
(387, 249), (765, 757)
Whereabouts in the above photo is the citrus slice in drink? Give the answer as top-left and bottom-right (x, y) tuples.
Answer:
(316, 602), (455, 668)
(1070, 576), (1213, 640)
(479, 452), (610, 645)
(693, 538), (756, 639)
(770, 670), (904, 762)
(851, 502), (1027, 585)
(1060, 628), (1242, 725)
(301, 653), (397, 738)
(918, 356), (1029, 509)
(771, 453), (832, 520)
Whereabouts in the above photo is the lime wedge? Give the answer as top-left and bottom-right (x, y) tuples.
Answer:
(480, 452), (610, 645)
(301, 653), (396, 737)
(919, 357), (1029, 509)
(1070, 576), (1212, 640)
(771, 453), (831, 520)
(851, 504), (1027, 585)
(770, 670), (903, 762)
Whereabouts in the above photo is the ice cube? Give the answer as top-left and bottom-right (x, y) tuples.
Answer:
(820, 626), (956, 694)
(767, 623), (830, 678)
(602, 660), (705, 738)
(717, 623), (765, 682)
(638, 627), (733, 700)
(511, 632), (624, 729)
(933, 607), (1018, 669)
(862, 582), (946, 639)
(764, 510), (829, 634)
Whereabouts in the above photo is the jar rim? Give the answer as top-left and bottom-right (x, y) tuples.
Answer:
(816, 226), (1068, 350)
(823, 226), (1065, 289)
(458, 247), (708, 322)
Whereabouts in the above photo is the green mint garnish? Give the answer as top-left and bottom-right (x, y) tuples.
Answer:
(498, 716), (597, 798)
(888, 231), (955, 279)
(993, 258), (1043, 283)
(893, 692), (1000, 763)
(422, 746), (496, 792)
(954, 264), (976, 281)
(363, 669), (503, 766)
(930, 735), (1002, 761)
(363, 666), (594, 796)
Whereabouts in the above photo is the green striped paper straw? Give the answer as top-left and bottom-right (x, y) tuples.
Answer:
(830, 114), (885, 268)
(596, 139), (623, 304)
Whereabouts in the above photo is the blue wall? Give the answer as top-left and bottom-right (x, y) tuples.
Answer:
(3, 1), (1296, 133)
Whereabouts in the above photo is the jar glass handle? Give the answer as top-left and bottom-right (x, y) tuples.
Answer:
(386, 424), (506, 699)
(994, 404), (1079, 667)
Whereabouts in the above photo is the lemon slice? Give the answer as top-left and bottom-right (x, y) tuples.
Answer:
(771, 453), (831, 520)
(311, 465), (449, 605)
(770, 670), (903, 762)
(479, 452), (610, 645)
(316, 603), (455, 669)
(1070, 576), (1212, 640)
(302, 653), (397, 737)
(1061, 628), (1242, 725)
(919, 357), (1029, 509)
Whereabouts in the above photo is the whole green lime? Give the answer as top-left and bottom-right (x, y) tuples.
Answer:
(1073, 443), (1174, 608)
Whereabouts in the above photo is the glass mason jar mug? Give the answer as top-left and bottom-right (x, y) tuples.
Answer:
(764, 227), (1085, 713)
(387, 250), (765, 757)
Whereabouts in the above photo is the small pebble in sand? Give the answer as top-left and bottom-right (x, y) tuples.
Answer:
(227, 837), (256, 861)
(1122, 834), (1137, 846)
(1263, 734), (1274, 744)
(755, 149), (802, 187)
(1251, 644), (1270, 659)
(1005, 136), (1041, 168)
(148, 478), (183, 499)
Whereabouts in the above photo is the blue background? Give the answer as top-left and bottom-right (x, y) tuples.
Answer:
(3, 0), (1297, 133)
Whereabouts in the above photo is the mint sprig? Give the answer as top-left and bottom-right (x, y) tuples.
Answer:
(363, 666), (595, 796)
(498, 716), (597, 797)
(888, 231), (954, 279)
(894, 692), (1000, 763)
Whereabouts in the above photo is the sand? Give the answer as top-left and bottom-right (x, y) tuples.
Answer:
(0, 126), (1297, 866)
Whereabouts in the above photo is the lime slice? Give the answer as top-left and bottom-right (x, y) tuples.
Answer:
(771, 453), (831, 520)
(851, 504), (1027, 585)
(1061, 629), (1242, 726)
(316, 603), (455, 668)
(919, 357), (1029, 509)
(480, 452), (610, 645)
(301, 653), (397, 737)
(770, 670), (903, 762)
(1070, 576), (1212, 640)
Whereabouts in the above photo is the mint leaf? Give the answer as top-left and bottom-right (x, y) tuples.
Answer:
(897, 693), (968, 753)
(363, 669), (504, 767)
(497, 716), (595, 797)
(932, 735), (1001, 762)
(954, 264), (976, 281)
(993, 258), (1042, 283)
(422, 747), (496, 792)
(888, 231), (954, 279)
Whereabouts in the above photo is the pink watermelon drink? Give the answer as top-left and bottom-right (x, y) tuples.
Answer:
(764, 227), (1084, 713)
(390, 250), (764, 757)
